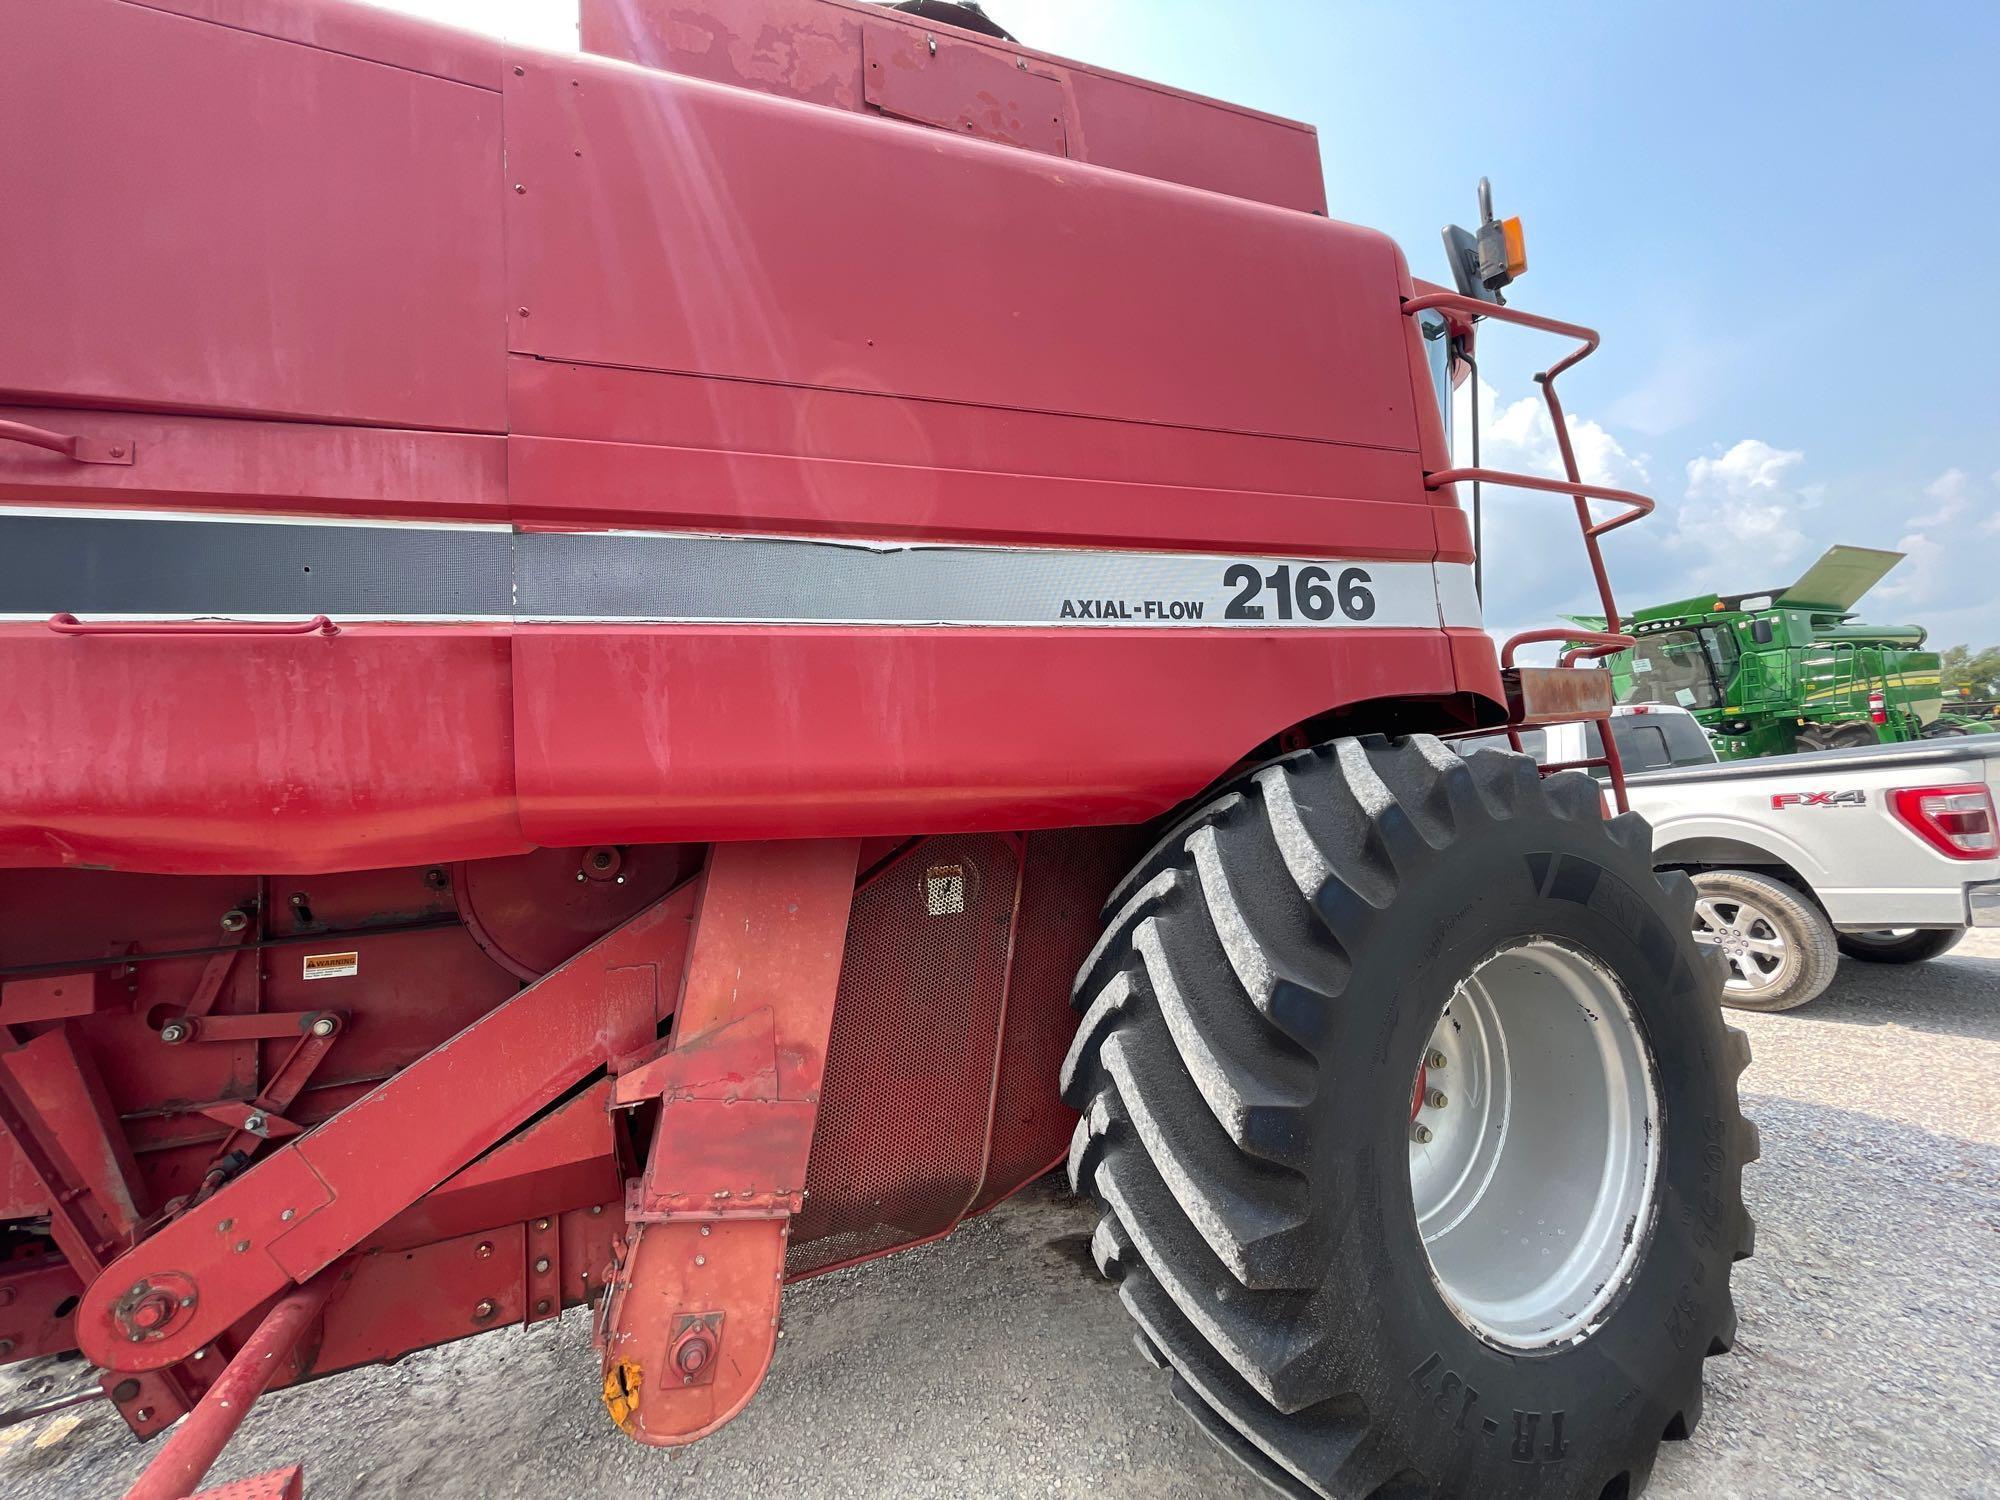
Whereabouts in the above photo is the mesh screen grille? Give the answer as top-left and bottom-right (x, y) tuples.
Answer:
(788, 833), (1019, 1275)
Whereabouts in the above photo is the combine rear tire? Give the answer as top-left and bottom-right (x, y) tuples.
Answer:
(1062, 736), (1755, 1500)
(1836, 926), (1965, 964)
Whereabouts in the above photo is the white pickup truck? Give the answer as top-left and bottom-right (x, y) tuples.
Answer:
(1461, 706), (2000, 1010)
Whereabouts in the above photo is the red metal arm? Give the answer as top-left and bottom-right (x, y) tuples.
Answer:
(0, 418), (133, 465)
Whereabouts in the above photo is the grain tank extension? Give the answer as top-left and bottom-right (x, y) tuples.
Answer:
(0, 2), (1755, 1496)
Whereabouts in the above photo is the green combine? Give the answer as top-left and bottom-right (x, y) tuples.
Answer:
(1575, 545), (1997, 759)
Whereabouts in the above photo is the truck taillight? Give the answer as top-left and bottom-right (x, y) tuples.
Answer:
(1868, 691), (1887, 725)
(1891, 783), (1999, 859)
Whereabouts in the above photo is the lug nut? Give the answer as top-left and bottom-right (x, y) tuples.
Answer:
(1411, 1123), (1433, 1145)
(1426, 1090), (1448, 1110)
(1427, 1049), (1448, 1069)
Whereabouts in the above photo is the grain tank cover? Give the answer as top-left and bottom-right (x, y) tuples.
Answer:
(580, 0), (1329, 214)
(1776, 545), (1905, 612)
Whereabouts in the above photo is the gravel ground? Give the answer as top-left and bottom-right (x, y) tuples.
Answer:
(3, 933), (1995, 1499)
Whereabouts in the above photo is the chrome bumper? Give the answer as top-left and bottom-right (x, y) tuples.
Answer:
(1970, 882), (2000, 928)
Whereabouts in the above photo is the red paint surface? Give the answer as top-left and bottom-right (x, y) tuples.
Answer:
(502, 48), (1406, 447)
(510, 627), (1464, 848)
(0, 0), (506, 430)
(0, 628), (524, 874)
(861, 18), (1068, 156)
(581, 0), (1328, 214)
(0, 405), (507, 523)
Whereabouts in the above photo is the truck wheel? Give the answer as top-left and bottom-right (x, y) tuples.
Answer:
(1835, 927), (1965, 964)
(1826, 723), (1879, 749)
(1689, 870), (1838, 1012)
(1920, 722), (1969, 739)
(1062, 736), (1755, 1500)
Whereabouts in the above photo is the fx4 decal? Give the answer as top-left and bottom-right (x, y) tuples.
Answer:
(1770, 790), (1867, 809)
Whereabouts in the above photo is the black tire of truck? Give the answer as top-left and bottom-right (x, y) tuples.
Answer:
(1061, 735), (1756, 1500)
(1835, 926), (1966, 964)
(1690, 869), (1840, 1013)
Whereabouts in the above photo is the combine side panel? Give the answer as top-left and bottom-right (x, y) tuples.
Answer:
(0, 0), (506, 429)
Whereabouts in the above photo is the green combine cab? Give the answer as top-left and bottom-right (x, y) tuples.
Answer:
(1576, 546), (1996, 759)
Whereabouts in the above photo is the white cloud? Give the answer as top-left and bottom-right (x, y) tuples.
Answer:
(1447, 378), (1656, 654)
(1873, 530), (1940, 603)
(1873, 470), (2000, 634)
(1909, 468), (1971, 529)
(1668, 439), (1813, 571)
(1455, 379), (1649, 491)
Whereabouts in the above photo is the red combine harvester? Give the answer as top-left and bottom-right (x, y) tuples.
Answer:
(0, 1), (1756, 1495)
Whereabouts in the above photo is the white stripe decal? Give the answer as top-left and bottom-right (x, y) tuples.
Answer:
(1433, 561), (1483, 629)
(0, 507), (1477, 630)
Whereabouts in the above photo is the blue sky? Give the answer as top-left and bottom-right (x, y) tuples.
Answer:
(379, 0), (2000, 648)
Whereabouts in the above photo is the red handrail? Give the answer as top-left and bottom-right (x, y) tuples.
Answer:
(1500, 627), (1633, 670)
(1406, 292), (1648, 810)
(47, 614), (339, 637)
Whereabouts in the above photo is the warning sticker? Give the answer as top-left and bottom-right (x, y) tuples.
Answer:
(303, 951), (359, 981)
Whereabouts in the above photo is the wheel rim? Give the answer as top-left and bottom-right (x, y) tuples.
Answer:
(1692, 893), (1790, 993)
(1409, 940), (1662, 1350)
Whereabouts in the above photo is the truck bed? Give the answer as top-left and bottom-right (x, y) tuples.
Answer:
(1625, 734), (2000, 790)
